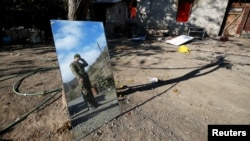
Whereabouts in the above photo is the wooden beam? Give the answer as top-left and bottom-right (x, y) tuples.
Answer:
(236, 7), (250, 34)
(232, 3), (250, 8)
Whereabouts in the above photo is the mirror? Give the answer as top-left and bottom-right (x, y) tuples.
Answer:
(50, 20), (121, 140)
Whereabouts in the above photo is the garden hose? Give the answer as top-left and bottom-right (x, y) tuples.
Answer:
(11, 66), (61, 96)
(13, 71), (62, 96)
(0, 66), (63, 135)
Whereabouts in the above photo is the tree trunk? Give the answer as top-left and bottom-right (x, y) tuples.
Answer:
(68, 0), (76, 20)
(68, 0), (92, 20)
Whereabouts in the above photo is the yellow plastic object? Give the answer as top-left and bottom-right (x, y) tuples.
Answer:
(178, 45), (190, 54)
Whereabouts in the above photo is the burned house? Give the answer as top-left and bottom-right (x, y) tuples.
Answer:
(92, 0), (127, 37)
(93, 0), (250, 38)
(2, 0), (249, 43)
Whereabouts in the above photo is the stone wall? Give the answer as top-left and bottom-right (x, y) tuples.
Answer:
(137, 0), (229, 36)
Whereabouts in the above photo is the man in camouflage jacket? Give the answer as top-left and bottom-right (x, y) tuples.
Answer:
(70, 54), (98, 109)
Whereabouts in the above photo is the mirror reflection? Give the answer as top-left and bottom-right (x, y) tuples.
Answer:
(50, 20), (121, 140)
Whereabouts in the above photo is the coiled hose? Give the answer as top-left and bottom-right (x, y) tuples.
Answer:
(0, 67), (62, 135)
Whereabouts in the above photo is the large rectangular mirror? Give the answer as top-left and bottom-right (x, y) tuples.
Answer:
(50, 20), (121, 140)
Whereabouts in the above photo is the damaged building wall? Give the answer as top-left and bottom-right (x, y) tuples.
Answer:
(137, 0), (229, 37)
(105, 2), (127, 36)
(136, 0), (177, 35)
(188, 0), (229, 36)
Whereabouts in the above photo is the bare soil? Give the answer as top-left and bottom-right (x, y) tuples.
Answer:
(1, 37), (250, 141)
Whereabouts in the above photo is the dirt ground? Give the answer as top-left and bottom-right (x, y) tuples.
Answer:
(0, 36), (250, 141)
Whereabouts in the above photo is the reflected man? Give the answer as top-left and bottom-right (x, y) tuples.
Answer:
(70, 54), (98, 110)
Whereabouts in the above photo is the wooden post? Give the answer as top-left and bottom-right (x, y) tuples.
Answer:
(61, 85), (68, 110)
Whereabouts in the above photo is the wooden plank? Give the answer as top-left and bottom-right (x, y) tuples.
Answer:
(243, 10), (250, 31)
(236, 7), (250, 34)
(223, 13), (241, 36)
(231, 3), (250, 8)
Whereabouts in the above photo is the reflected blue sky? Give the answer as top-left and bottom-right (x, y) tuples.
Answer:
(50, 20), (107, 83)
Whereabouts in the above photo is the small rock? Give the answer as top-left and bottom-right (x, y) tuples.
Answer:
(46, 132), (51, 138)
(95, 131), (102, 136)
(205, 116), (208, 121)
(150, 131), (156, 137)
(136, 107), (141, 111)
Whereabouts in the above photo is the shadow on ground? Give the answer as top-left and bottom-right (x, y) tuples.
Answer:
(117, 56), (231, 96)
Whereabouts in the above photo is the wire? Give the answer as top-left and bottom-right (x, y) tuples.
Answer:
(0, 90), (61, 135)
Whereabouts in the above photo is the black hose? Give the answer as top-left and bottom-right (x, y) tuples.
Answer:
(0, 66), (62, 135)
(12, 71), (62, 96)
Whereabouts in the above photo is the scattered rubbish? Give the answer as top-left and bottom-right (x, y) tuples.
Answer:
(178, 45), (190, 54)
(3, 26), (28, 42)
(107, 87), (111, 91)
(165, 35), (194, 46)
(147, 77), (159, 83)
(242, 32), (250, 39)
(15, 117), (20, 122)
(56, 121), (72, 134)
(165, 36), (174, 40)
(219, 36), (229, 42)
(125, 99), (130, 104)
(132, 35), (147, 42)
(157, 37), (163, 41)
(157, 37), (170, 41)
(10, 52), (21, 56)
(190, 41), (209, 45)
(127, 79), (134, 83)
(116, 85), (128, 90)
(116, 85), (130, 97)
(188, 27), (206, 40)
(95, 130), (103, 136)
(205, 116), (208, 121)
(112, 100), (118, 104)
(173, 89), (180, 95)
(2, 37), (11, 43)
(29, 26), (45, 43)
